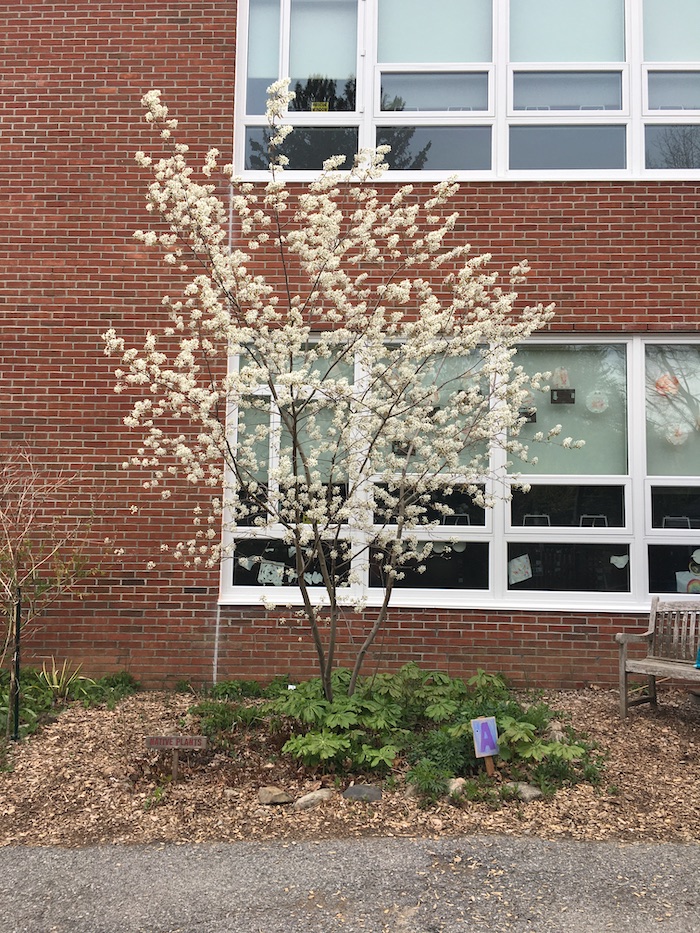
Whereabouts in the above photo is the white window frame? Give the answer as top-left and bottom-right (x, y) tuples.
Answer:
(234, 0), (700, 180)
(219, 335), (700, 612)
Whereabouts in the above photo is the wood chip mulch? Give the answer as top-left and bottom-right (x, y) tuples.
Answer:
(0, 687), (698, 848)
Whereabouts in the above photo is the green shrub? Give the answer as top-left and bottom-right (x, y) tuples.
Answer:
(406, 758), (451, 806)
(267, 665), (604, 798)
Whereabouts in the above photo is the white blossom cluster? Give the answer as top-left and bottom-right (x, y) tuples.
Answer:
(104, 83), (573, 692)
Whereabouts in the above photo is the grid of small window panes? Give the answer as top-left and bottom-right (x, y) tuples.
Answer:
(239, 0), (700, 175)
(224, 340), (700, 605)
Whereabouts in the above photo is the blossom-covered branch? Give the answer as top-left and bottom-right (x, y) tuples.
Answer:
(105, 82), (569, 697)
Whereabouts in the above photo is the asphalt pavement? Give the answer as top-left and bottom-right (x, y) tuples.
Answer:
(0, 835), (698, 932)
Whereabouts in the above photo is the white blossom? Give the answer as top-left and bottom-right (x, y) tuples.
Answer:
(104, 85), (582, 699)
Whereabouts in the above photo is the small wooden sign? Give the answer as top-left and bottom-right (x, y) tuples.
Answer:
(145, 735), (207, 781)
(145, 735), (207, 750)
(471, 716), (499, 777)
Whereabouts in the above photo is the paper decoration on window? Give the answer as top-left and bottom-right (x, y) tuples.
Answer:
(258, 560), (285, 586)
(610, 554), (629, 569)
(676, 571), (700, 594)
(655, 374), (680, 396)
(551, 368), (570, 389)
(665, 425), (689, 446)
(508, 553), (532, 585)
(585, 389), (609, 413)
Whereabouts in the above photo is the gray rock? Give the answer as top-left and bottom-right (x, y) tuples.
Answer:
(546, 720), (567, 743)
(342, 784), (383, 802)
(446, 777), (467, 797)
(293, 789), (334, 811)
(504, 781), (543, 803)
(258, 785), (293, 805)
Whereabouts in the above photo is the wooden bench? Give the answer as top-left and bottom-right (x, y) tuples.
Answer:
(615, 596), (700, 718)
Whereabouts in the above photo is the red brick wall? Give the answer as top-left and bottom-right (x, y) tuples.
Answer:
(1, 1), (697, 688)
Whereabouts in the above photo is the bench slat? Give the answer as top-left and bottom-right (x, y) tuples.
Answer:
(625, 658), (700, 681)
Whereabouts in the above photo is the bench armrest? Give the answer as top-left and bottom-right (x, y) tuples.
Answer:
(615, 630), (654, 645)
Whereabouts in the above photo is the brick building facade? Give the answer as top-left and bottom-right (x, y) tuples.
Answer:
(3, 1), (699, 687)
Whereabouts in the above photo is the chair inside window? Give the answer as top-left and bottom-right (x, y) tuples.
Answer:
(523, 514), (550, 526)
(579, 514), (608, 527)
(662, 515), (691, 528)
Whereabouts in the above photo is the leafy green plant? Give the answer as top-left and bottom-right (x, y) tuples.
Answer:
(143, 784), (168, 810)
(190, 699), (264, 740)
(192, 665), (604, 801)
(282, 730), (352, 767)
(74, 671), (139, 709)
(406, 758), (450, 807)
(407, 725), (476, 775)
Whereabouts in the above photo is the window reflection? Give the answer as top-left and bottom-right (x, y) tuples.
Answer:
(510, 125), (626, 169)
(645, 345), (700, 475)
(648, 72), (700, 111)
(289, 0), (357, 110)
(516, 344), (628, 475)
(381, 73), (488, 111)
(377, 126), (491, 170)
(513, 72), (622, 111)
(645, 125), (700, 168)
(245, 126), (359, 170)
(373, 485), (487, 526)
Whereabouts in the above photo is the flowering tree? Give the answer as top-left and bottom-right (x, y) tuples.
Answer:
(105, 83), (570, 700)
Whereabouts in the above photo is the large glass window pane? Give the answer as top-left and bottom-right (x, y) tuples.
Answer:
(236, 400), (272, 525)
(289, 0), (356, 111)
(510, 0), (624, 63)
(645, 125), (700, 169)
(369, 350), (489, 471)
(234, 539), (351, 587)
(377, 126), (491, 170)
(280, 404), (349, 485)
(646, 346), (700, 475)
(648, 72), (700, 111)
(515, 344), (628, 475)
(511, 485), (625, 527)
(644, 0), (700, 62)
(513, 72), (622, 111)
(648, 544), (700, 594)
(378, 0), (492, 64)
(510, 126), (626, 170)
(245, 126), (359, 170)
(246, 0), (280, 114)
(381, 73), (488, 112)
(369, 543), (489, 589)
(651, 487), (700, 528)
(373, 485), (487, 526)
(507, 543), (630, 591)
